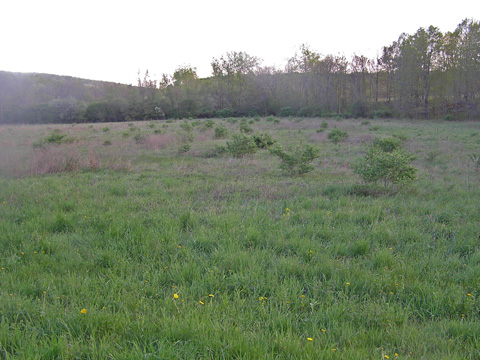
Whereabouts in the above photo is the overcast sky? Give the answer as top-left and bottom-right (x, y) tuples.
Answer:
(1, 0), (478, 85)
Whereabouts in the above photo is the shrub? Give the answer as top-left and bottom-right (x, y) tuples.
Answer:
(371, 137), (402, 153)
(239, 121), (253, 134)
(226, 133), (258, 157)
(32, 131), (69, 148)
(279, 107), (295, 117)
(270, 144), (320, 176)
(134, 132), (145, 144)
(214, 125), (228, 139)
(327, 129), (349, 144)
(252, 133), (277, 149)
(175, 126), (194, 153)
(204, 119), (214, 129)
(352, 142), (417, 189)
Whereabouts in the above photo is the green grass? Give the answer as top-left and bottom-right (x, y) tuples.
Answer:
(1, 118), (480, 358)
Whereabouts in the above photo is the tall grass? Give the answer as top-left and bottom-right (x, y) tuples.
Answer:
(0, 118), (480, 358)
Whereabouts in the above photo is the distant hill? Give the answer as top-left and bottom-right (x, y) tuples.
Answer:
(0, 71), (138, 124)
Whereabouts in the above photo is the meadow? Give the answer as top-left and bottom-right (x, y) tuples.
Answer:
(0, 117), (480, 359)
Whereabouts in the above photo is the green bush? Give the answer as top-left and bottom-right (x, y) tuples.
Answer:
(33, 131), (70, 148)
(371, 137), (402, 153)
(239, 121), (253, 134)
(352, 142), (417, 189)
(176, 126), (194, 153)
(252, 133), (277, 149)
(226, 133), (258, 157)
(204, 119), (214, 129)
(327, 128), (349, 144)
(214, 125), (228, 139)
(270, 144), (320, 176)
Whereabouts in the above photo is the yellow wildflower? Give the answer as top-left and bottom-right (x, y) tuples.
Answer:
(346, 282), (350, 286)
(199, 301), (204, 305)
(80, 309), (87, 314)
(209, 294), (214, 298)
(307, 337), (313, 341)
(173, 294), (179, 299)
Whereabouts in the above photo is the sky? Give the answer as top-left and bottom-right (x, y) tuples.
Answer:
(1, 0), (479, 85)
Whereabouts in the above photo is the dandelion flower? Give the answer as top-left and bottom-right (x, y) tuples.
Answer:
(209, 294), (214, 298)
(199, 301), (204, 305)
(346, 282), (350, 286)
(321, 329), (326, 332)
(467, 293), (472, 297)
(173, 294), (179, 299)
(385, 356), (390, 359)
(394, 354), (399, 357)
(307, 337), (313, 341)
(80, 309), (87, 314)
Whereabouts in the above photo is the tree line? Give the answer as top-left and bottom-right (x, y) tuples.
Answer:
(1, 19), (478, 124)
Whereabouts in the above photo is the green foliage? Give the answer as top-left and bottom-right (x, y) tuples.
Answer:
(214, 125), (227, 139)
(33, 131), (69, 148)
(103, 140), (112, 146)
(204, 119), (214, 129)
(279, 107), (295, 117)
(327, 128), (349, 144)
(252, 133), (277, 149)
(226, 133), (258, 157)
(175, 124), (194, 153)
(371, 136), (402, 153)
(2, 119), (480, 359)
(352, 141), (417, 189)
(239, 121), (253, 134)
(269, 144), (320, 175)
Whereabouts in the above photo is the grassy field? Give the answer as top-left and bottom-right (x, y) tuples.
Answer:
(1, 117), (480, 359)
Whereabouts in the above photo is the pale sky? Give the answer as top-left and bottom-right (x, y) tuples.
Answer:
(1, 0), (478, 85)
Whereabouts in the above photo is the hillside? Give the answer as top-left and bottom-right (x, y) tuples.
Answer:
(0, 71), (134, 124)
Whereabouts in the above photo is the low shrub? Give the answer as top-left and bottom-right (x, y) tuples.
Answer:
(252, 133), (277, 149)
(270, 144), (320, 176)
(214, 125), (228, 139)
(327, 129), (349, 144)
(371, 137), (402, 153)
(226, 133), (258, 157)
(352, 141), (417, 189)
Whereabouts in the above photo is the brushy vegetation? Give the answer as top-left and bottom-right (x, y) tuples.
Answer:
(1, 117), (480, 359)
(352, 138), (417, 190)
(270, 144), (320, 176)
(327, 128), (349, 144)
